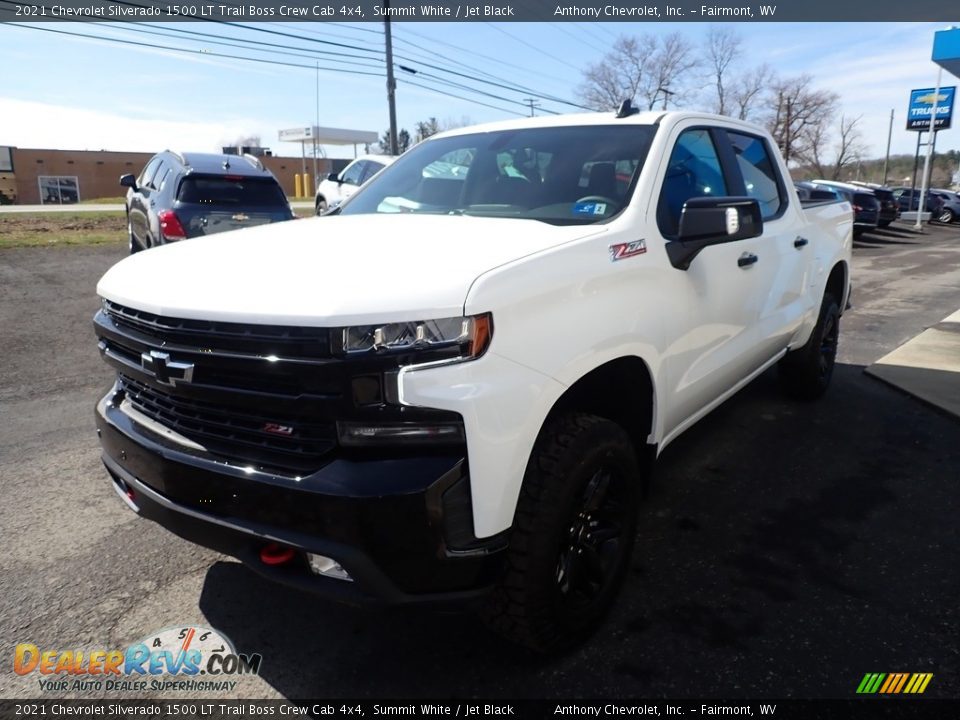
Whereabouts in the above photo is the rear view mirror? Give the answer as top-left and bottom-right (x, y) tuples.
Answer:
(667, 197), (763, 270)
(119, 174), (137, 190)
(327, 172), (340, 183)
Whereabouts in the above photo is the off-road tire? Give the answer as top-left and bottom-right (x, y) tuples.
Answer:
(779, 292), (840, 401)
(482, 413), (641, 653)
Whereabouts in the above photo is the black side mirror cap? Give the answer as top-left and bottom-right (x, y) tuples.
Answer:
(327, 172), (340, 183)
(666, 196), (763, 270)
(119, 174), (137, 190)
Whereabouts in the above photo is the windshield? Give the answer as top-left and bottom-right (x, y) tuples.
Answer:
(339, 125), (656, 225)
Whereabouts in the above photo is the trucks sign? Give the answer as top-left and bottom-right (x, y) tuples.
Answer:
(906, 86), (956, 130)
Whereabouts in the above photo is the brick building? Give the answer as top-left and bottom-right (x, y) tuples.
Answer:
(1, 147), (338, 205)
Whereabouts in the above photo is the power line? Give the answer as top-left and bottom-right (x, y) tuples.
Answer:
(484, 23), (582, 72)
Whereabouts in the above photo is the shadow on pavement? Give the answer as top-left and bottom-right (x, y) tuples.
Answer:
(199, 364), (960, 699)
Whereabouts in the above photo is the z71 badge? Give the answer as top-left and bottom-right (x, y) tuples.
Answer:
(609, 240), (647, 261)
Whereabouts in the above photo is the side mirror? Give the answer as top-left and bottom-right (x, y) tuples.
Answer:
(327, 172), (340, 183)
(666, 196), (763, 271)
(119, 174), (137, 190)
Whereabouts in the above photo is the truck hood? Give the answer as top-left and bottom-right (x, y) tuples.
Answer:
(97, 213), (605, 326)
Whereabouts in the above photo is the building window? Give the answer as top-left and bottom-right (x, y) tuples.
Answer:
(0, 147), (12, 173)
(38, 176), (80, 205)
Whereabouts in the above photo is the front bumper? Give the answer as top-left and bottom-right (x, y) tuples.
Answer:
(95, 387), (508, 606)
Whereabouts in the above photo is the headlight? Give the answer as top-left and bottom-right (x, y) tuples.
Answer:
(340, 313), (492, 360)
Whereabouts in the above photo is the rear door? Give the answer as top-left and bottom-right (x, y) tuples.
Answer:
(723, 129), (809, 360)
(656, 125), (782, 437)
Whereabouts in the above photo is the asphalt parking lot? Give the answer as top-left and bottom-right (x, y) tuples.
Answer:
(0, 221), (958, 700)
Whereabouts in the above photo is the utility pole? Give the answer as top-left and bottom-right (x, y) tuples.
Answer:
(384, 2), (399, 156)
(523, 98), (541, 117)
(882, 109), (894, 186)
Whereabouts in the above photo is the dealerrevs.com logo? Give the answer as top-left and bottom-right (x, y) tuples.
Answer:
(14, 625), (262, 693)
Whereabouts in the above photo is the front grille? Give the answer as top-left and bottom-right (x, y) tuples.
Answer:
(119, 374), (336, 474)
(104, 300), (332, 359)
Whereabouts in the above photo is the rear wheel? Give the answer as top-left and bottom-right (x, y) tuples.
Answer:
(779, 292), (840, 400)
(482, 413), (641, 653)
(939, 208), (955, 224)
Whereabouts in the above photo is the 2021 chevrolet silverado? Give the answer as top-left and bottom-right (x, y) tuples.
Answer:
(94, 109), (852, 651)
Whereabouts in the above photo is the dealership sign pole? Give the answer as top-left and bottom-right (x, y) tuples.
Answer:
(915, 70), (942, 229)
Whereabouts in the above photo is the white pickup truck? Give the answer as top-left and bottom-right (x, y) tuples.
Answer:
(94, 108), (852, 652)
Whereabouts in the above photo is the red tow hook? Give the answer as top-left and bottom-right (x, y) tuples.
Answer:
(259, 543), (297, 566)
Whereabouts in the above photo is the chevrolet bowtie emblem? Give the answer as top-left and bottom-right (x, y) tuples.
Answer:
(140, 350), (194, 386)
(232, 213), (250, 222)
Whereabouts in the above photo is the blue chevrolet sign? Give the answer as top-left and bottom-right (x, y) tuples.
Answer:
(906, 86), (956, 130)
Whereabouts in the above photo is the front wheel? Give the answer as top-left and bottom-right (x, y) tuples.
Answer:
(779, 292), (840, 400)
(128, 221), (140, 254)
(482, 413), (641, 653)
(938, 208), (955, 224)
(315, 198), (328, 216)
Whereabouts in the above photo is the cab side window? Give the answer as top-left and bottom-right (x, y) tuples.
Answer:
(657, 129), (728, 237)
(726, 131), (785, 219)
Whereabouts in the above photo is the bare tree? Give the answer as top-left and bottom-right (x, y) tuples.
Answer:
(576, 33), (700, 112)
(803, 115), (865, 180)
(414, 117), (440, 143)
(439, 116), (473, 131)
(729, 63), (775, 122)
(766, 75), (838, 165)
(576, 35), (658, 111)
(705, 27), (742, 116)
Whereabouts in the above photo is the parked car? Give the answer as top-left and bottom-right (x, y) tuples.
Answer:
(809, 180), (880, 237)
(120, 151), (294, 255)
(848, 182), (900, 227)
(95, 110), (852, 652)
(890, 187), (946, 220)
(929, 189), (960, 223)
(315, 154), (395, 215)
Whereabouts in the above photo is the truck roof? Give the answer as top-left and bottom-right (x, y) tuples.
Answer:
(431, 110), (771, 139)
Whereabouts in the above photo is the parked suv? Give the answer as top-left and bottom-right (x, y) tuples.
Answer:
(121, 151), (294, 254)
(315, 154), (395, 215)
(848, 182), (900, 227)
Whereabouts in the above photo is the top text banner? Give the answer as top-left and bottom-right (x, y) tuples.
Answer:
(1, 0), (958, 22)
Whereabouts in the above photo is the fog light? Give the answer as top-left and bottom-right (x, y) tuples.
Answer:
(308, 553), (353, 582)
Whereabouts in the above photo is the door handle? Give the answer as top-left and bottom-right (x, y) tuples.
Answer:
(738, 253), (758, 268)
(794, 237), (809, 249)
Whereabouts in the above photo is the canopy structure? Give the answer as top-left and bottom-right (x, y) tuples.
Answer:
(277, 126), (381, 192)
(278, 126), (379, 146)
(933, 27), (960, 79)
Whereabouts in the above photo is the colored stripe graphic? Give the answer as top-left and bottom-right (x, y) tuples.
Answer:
(858, 672), (933, 694)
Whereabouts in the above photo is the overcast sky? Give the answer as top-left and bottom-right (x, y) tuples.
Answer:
(0, 21), (956, 163)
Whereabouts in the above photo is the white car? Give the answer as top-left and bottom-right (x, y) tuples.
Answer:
(314, 154), (395, 214)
